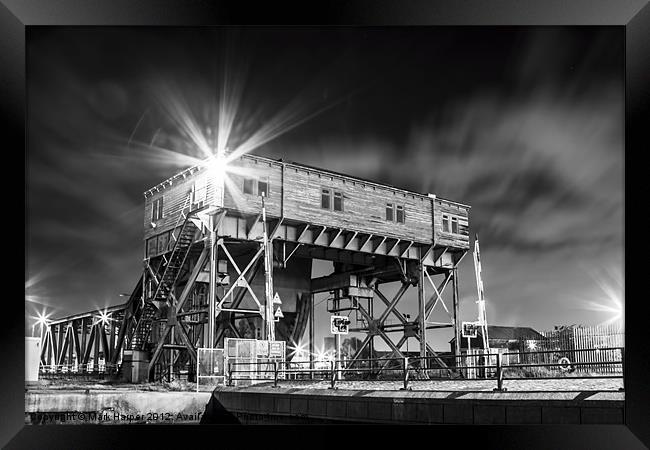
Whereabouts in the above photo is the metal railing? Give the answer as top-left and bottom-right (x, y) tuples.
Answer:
(38, 362), (120, 379)
(225, 347), (624, 392)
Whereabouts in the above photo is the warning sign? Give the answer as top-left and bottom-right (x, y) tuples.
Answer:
(257, 340), (269, 357)
(274, 306), (284, 319)
(273, 292), (282, 304)
(270, 342), (284, 357)
(462, 321), (480, 338)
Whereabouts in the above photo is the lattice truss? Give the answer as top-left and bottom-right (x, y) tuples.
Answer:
(40, 197), (468, 381)
(321, 248), (466, 375)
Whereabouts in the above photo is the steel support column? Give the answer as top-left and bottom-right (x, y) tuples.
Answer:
(418, 250), (426, 359)
(208, 214), (217, 348)
(309, 293), (314, 375)
(453, 267), (461, 358)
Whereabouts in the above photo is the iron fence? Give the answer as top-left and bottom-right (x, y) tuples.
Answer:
(225, 347), (624, 392)
(38, 362), (119, 379)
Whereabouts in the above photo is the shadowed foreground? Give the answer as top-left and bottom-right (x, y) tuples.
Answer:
(200, 392), (241, 424)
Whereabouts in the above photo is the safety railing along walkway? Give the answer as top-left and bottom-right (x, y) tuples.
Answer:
(225, 347), (624, 392)
(38, 362), (120, 379)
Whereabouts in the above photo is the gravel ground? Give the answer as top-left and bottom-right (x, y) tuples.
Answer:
(249, 377), (624, 392)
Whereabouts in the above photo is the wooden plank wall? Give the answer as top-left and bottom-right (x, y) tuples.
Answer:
(281, 162), (434, 243)
(144, 168), (204, 240)
(143, 153), (471, 250)
(223, 157), (283, 217)
(433, 199), (470, 249)
(143, 167), (223, 251)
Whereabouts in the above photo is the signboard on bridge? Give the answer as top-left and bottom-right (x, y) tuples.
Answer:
(257, 340), (269, 357)
(269, 341), (284, 357)
(462, 321), (480, 338)
(331, 315), (351, 334)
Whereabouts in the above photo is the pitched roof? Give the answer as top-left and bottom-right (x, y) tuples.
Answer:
(482, 325), (544, 340)
(450, 325), (545, 342)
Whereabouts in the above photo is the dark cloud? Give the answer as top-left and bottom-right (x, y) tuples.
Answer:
(26, 27), (623, 346)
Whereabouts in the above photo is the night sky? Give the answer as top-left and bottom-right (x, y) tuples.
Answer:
(26, 27), (624, 350)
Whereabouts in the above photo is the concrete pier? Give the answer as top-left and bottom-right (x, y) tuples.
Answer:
(24, 382), (624, 425)
(25, 388), (212, 424)
(210, 386), (624, 425)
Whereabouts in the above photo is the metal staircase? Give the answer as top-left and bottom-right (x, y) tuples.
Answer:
(129, 197), (206, 350)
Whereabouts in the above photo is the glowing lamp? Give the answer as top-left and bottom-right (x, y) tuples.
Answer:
(96, 309), (111, 326)
(35, 311), (50, 327)
(206, 152), (227, 180)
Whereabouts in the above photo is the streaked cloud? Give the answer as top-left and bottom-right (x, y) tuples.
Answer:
(26, 27), (623, 345)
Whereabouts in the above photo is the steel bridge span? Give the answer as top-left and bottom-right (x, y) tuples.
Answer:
(39, 152), (470, 382)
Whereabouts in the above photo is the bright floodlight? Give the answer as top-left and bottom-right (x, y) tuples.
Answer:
(527, 340), (537, 351)
(35, 311), (50, 327)
(581, 267), (623, 328)
(288, 340), (308, 360)
(205, 151), (227, 180)
(315, 348), (326, 362)
(96, 309), (111, 326)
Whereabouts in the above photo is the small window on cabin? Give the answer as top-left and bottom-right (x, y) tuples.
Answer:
(451, 216), (459, 234)
(243, 178), (255, 195)
(147, 237), (158, 258)
(442, 215), (450, 232)
(321, 189), (331, 209)
(396, 205), (405, 223)
(258, 180), (269, 197)
(386, 203), (394, 221)
(157, 232), (170, 254)
(333, 191), (344, 211)
(152, 197), (164, 222)
(193, 178), (207, 204)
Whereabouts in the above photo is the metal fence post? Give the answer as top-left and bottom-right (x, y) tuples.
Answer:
(227, 362), (233, 386)
(401, 357), (410, 391)
(329, 360), (337, 389)
(273, 360), (279, 388)
(493, 352), (506, 392)
(620, 347), (625, 392)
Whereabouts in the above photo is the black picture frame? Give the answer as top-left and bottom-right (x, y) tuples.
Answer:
(4, 0), (648, 448)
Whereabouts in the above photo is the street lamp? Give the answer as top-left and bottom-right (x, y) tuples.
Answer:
(34, 311), (49, 342)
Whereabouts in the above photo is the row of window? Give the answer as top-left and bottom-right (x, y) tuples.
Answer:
(386, 203), (405, 223)
(442, 214), (460, 234)
(146, 228), (179, 257)
(151, 177), (463, 235)
(321, 189), (344, 212)
(320, 189), (406, 224)
(243, 177), (269, 197)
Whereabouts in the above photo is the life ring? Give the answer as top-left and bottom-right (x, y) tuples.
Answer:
(558, 357), (574, 372)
